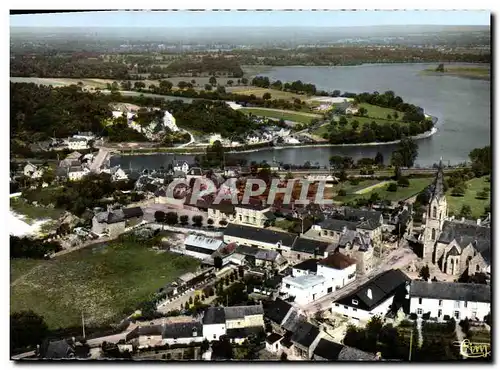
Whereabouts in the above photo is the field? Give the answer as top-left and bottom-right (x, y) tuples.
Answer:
(227, 86), (310, 101)
(10, 197), (64, 224)
(358, 103), (404, 121)
(10, 240), (199, 330)
(335, 178), (433, 203)
(446, 176), (490, 218)
(238, 107), (321, 124)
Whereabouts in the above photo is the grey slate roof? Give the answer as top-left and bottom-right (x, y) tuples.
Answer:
(226, 326), (264, 339)
(42, 339), (75, 359)
(319, 218), (358, 232)
(291, 238), (331, 255)
(293, 259), (319, 273)
(125, 325), (163, 341)
(203, 307), (226, 325)
(429, 160), (445, 201)
(410, 281), (491, 303)
(224, 223), (297, 247)
(262, 298), (292, 325)
(335, 269), (410, 312)
(438, 221), (491, 244)
(343, 207), (382, 225)
(313, 339), (344, 360)
(162, 322), (203, 339)
(122, 206), (144, 219)
(290, 320), (320, 348)
(282, 309), (304, 333)
(266, 333), (283, 344)
(224, 305), (264, 320)
(338, 346), (377, 361)
(255, 249), (280, 262)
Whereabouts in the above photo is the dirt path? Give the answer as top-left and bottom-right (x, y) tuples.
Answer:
(354, 181), (390, 195)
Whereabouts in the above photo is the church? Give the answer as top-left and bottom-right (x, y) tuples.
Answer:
(421, 160), (491, 278)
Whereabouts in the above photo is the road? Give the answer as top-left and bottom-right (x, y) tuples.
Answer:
(176, 129), (195, 148)
(300, 245), (418, 314)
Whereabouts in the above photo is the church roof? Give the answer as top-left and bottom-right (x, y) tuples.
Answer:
(438, 221), (491, 244)
(429, 159), (445, 201)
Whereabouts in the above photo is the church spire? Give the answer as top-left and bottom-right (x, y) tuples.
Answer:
(430, 158), (445, 201)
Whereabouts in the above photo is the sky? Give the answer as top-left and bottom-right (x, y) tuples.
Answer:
(10, 10), (491, 28)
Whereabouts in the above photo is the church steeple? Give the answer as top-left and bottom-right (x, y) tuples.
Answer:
(430, 157), (445, 202)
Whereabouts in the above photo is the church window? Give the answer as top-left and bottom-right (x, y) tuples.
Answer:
(431, 229), (436, 240)
(432, 207), (437, 218)
(476, 265), (480, 272)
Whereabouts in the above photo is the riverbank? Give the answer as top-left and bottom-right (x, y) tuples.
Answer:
(420, 66), (490, 81)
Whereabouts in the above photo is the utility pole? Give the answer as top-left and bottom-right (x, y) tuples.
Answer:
(408, 330), (413, 361)
(81, 311), (86, 339)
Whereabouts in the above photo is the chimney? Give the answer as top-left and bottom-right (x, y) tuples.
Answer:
(477, 218), (481, 225)
(367, 288), (372, 300)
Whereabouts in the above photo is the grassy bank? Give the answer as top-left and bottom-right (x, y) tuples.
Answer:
(10, 197), (64, 224)
(238, 107), (320, 123)
(446, 176), (490, 218)
(10, 240), (199, 329)
(421, 66), (490, 80)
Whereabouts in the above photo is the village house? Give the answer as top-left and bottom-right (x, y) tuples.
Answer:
(421, 160), (491, 278)
(312, 339), (378, 361)
(223, 223), (297, 252)
(173, 161), (190, 174)
(234, 245), (287, 270)
(331, 269), (410, 323)
(289, 320), (322, 360)
(68, 166), (89, 181)
(179, 234), (225, 260)
(67, 137), (90, 150)
(73, 132), (96, 141)
(409, 280), (491, 322)
(92, 206), (144, 237)
(287, 238), (333, 263)
(233, 201), (276, 228)
(202, 305), (265, 344)
(23, 162), (44, 179)
(110, 166), (129, 182)
(125, 321), (203, 348)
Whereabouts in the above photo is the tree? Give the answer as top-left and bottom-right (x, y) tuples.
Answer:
(227, 80), (234, 87)
(217, 86), (226, 94)
(397, 177), (410, 187)
(393, 112), (399, 120)
(165, 212), (179, 225)
(451, 183), (466, 197)
(358, 107), (368, 117)
(419, 265), (431, 281)
(436, 63), (445, 72)
(337, 189), (347, 196)
(214, 256), (223, 269)
(241, 77), (248, 85)
(209, 76), (217, 86)
(11, 311), (48, 351)
(192, 215), (203, 227)
(154, 211), (166, 223)
(201, 339), (210, 352)
(204, 84), (212, 91)
(392, 137), (418, 167)
(280, 353), (288, 361)
(188, 296), (193, 305)
(459, 204), (473, 219)
(387, 183), (398, 192)
(180, 215), (189, 225)
(177, 81), (188, 89)
(339, 116), (348, 126)
(207, 218), (214, 227)
(351, 120), (360, 131)
(262, 92), (272, 100)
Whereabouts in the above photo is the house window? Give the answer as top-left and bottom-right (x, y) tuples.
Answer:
(344, 306), (348, 310)
(439, 300), (443, 306)
(418, 298), (422, 305)
(472, 311), (477, 319)
(417, 308), (423, 315)
(213, 334), (216, 339)
(454, 301), (460, 309)
(353, 308), (357, 312)
(454, 311), (460, 320)
(285, 284), (290, 289)
(296, 254), (300, 260)
(476, 265), (480, 272)
(432, 206), (437, 218)
(327, 287), (333, 293)
(352, 299), (359, 305)
(438, 309), (442, 317)
(464, 301), (468, 308)
(323, 230), (328, 236)
(335, 303), (339, 307)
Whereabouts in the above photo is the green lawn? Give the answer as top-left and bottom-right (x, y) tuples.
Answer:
(10, 197), (64, 224)
(10, 240), (199, 330)
(238, 107), (320, 124)
(335, 178), (433, 203)
(446, 176), (490, 218)
(358, 103), (404, 121)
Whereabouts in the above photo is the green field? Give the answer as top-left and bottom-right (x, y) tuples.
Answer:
(10, 197), (64, 224)
(335, 178), (433, 203)
(10, 240), (199, 329)
(421, 66), (490, 80)
(446, 176), (490, 218)
(358, 103), (404, 121)
(228, 86), (309, 101)
(238, 107), (320, 123)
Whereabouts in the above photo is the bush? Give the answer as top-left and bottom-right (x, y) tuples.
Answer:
(422, 312), (431, 320)
(443, 315), (450, 321)
(397, 177), (410, 187)
(409, 313), (417, 320)
(387, 183), (398, 192)
(349, 178), (360, 186)
(337, 189), (347, 196)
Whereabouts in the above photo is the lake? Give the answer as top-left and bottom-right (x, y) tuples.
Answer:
(14, 64), (488, 168)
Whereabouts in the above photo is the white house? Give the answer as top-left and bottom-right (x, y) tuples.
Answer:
(111, 167), (128, 182)
(163, 110), (179, 132)
(73, 132), (96, 141)
(68, 167), (89, 181)
(173, 161), (190, 174)
(23, 162), (44, 179)
(266, 333), (284, 354)
(409, 281), (491, 322)
(208, 133), (223, 144)
(126, 322), (204, 348)
(284, 136), (300, 144)
(331, 269), (410, 322)
(281, 274), (327, 305)
(202, 307), (227, 341)
(316, 252), (357, 291)
(67, 137), (89, 150)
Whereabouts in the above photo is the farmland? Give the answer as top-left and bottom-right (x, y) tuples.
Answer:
(10, 239), (199, 330)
